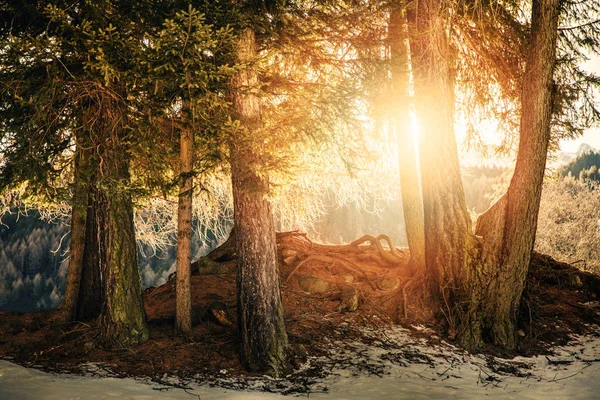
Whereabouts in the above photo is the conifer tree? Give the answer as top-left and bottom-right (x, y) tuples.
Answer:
(141, 5), (235, 336)
(407, 0), (598, 350)
(0, 0), (156, 345)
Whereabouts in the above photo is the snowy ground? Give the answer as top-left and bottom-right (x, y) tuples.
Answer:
(1, 325), (599, 400)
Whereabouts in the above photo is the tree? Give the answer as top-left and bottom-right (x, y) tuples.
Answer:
(139, 5), (236, 336)
(176, 126), (194, 335)
(0, 0), (151, 346)
(230, 26), (289, 377)
(410, 0), (473, 331)
(410, 0), (562, 350)
(388, 2), (425, 274)
(473, 0), (561, 349)
(62, 145), (92, 322)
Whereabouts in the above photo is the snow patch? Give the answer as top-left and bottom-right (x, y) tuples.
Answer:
(1, 327), (599, 399)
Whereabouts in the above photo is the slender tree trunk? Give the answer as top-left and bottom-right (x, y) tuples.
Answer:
(176, 128), (193, 335)
(62, 145), (90, 322)
(230, 28), (289, 377)
(473, 0), (560, 349)
(389, 4), (425, 274)
(98, 131), (149, 347)
(411, 0), (473, 327)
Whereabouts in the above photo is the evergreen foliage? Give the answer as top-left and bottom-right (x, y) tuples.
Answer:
(560, 151), (600, 182)
(0, 212), (68, 311)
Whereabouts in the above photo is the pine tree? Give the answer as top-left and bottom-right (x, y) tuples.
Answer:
(388, 2), (426, 274)
(0, 0), (159, 346)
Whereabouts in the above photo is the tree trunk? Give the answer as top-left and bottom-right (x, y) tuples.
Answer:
(230, 28), (289, 377)
(62, 145), (90, 322)
(63, 143), (103, 323)
(98, 133), (149, 347)
(411, 0), (560, 351)
(389, 4), (425, 275)
(76, 189), (104, 322)
(473, 0), (560, 349)
(176, 128), (193, 335)
(411, 0), (473, 331)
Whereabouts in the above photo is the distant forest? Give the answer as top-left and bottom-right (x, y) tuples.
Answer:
(0, 212), (222, 312)
(560, 151), (600, 182)
(0, 212), (68, 311)
(2, 153), (598, 312)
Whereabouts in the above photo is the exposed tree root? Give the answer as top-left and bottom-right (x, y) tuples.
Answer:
(187, 230), (417, 320)
(276, 232), (418, 317)
(285, 254), (376, 290)
(278, 232), (410, 271)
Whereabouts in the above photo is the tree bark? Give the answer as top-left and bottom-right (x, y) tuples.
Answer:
(63, 143), (103, 323)
(98, 132), (149, 347)
(230, 28), (289, 377)
(62, 145), (90, 322)
(389, 4), (426, 275)
(76, 188), (104, 322)
(411, 0), (560, 351)
(175, 128), (193, 335)
(473, 0), (560, 349)
(411, 0), (473, 329)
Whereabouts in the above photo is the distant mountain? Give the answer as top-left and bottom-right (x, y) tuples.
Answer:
(554, 143), (597, 167)
(577, 143), (596, 155)
(559, 149), (600, 182)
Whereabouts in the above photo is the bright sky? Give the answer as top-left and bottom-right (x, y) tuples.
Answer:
(559, 55), (600, 153)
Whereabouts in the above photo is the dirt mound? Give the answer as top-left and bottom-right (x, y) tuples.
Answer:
(0, 233), (598, 390)
(518, 252), (600, 354)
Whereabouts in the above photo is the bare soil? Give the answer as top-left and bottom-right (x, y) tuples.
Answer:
(0, 232), (599, 393)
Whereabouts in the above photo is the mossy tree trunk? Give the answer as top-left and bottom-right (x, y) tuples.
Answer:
(76, 187), (104, 322)
(63, 139), (103, 323)
(230, 28), (289, 377)
(97, 130), (149, 347)
(389, 3), (425, 275)
(176, 127), (193, 335)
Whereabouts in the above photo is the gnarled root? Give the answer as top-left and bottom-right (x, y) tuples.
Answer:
(277, 232), (411, 293)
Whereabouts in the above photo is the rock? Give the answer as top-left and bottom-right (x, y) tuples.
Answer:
(283, 255), (297, 266)
(196, 258), (229, 275)
(298, 276), (330, 294)
(566, 274), (583, 289)
(208, 301), (233, 326)
(336, 287), (360, 312)
(281, 249), (298, 258)
(379, 277), (400, 291)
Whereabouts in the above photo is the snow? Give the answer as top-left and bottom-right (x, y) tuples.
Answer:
(1, 327), (599, 400)
(0, 361), (280, 400)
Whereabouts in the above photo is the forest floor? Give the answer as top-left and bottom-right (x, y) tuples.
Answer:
(0, 232), (599, 396)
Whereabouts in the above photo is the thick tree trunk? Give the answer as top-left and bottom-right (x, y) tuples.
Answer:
(230, 28), (289, 377)
(389, 4), (425, 275)
(176, 128), (193, 335)
(410, 0), (473, 331)
(62, 145), (90, 322)
(473, 0), (560, 349)
(98, 133), (149, 347)
(411, 0), (560, 351)
(63, 144), (103, 323)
